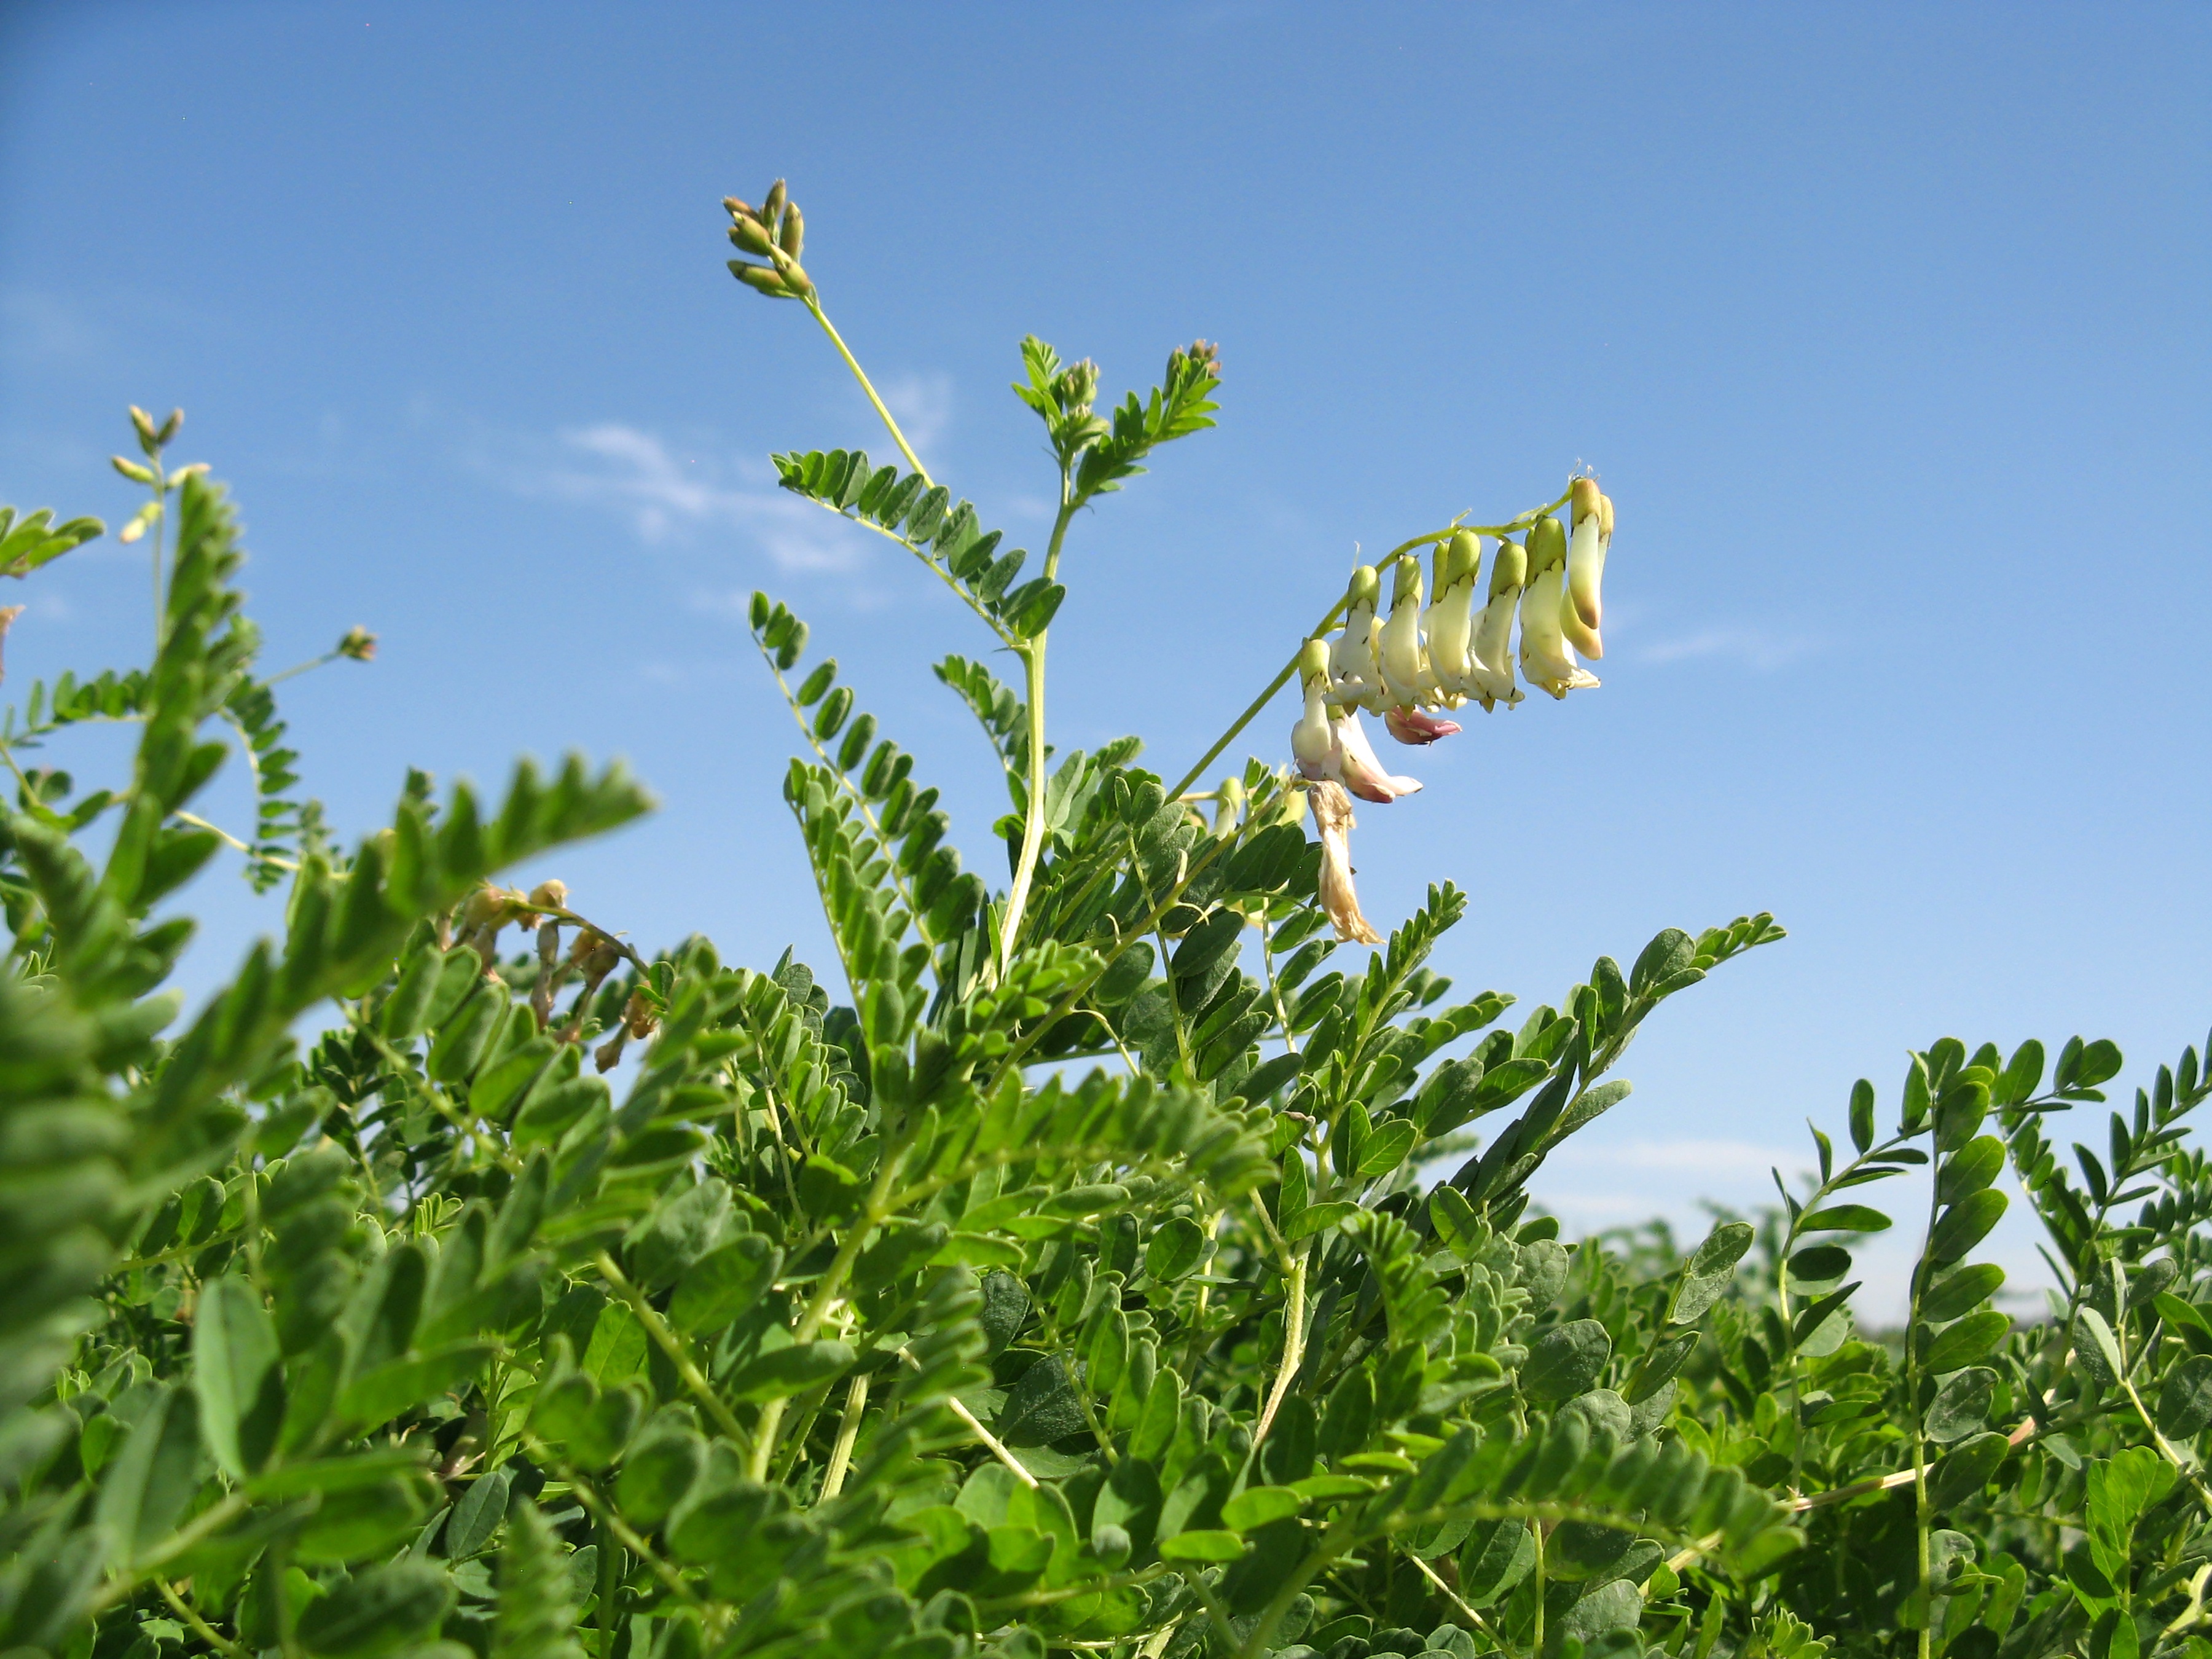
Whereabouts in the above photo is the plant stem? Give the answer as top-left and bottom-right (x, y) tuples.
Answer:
(805, 297), (931, 485)
(593, 1250), (751, 1447)
(997, 498), (1076, 972)
(818, 1372), (869, 1500)
(159, 1579), (243, 1659)
(1167, 595), (1347, 801)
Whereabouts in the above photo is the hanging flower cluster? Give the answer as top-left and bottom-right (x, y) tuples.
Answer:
(1294, 477), (1614, 941)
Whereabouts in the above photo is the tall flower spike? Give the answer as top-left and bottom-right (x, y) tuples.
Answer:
(1328, 565), (1385, 712)
(1308, 779), (1383, 945)
(1424, 531), (1480, 702)
(1378, 552), (1429, 708)
(1518, 513), (1600, 699)
(1469, 535), (1527, 710)
(1563, 477), (1609, 660)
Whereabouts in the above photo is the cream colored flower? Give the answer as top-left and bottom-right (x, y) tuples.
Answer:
(1469, 536), (1527, 710)
(1309, 778), (1382, 945)
(1563, 476), (1610, 660)
(1378, 553), (1430, 708)
(1328, 565), (1386, 712)
(1517, 514), (1599, 699)
(1291, 639), (1421, 802)
(1423, 531), (1479, 702)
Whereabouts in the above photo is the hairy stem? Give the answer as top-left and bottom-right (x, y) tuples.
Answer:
(998, 498), (1077, 971)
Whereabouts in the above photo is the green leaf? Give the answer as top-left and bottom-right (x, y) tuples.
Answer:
(1159, 1530), (1245, 1563)
(723, 1339), (857, 1404)
(1924, 1367), (1997, 1443)
(94, 1384), (205, 1566)
(296, 1559), (455, 1658)
(1928, 1431), (2009, 1511)
(1921, 1263), (2006, 1323)
(2076, 1306), (2126, 1382)
(1921, 1311), (2010, 1375)
(1669, 1220), (1754, 1324)
(1521, 1319), (1611, 1403)
(1928, 1188), (2007, 1265)
(1355, 1118), (1419, 1179)
(1219, 1485), (1303, 1533)
(669, 1235), (780, 1335)
(1143, 1216), (1207, 1282)
(1284, 1201), (1359, 1242)
(194, 1274), (284, 1479)
(2157, 1354), (2212, 1439)
(1797, 1204), (1892, 1234)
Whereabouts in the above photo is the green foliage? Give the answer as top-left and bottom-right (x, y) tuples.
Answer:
(10, 197), (2212, 1659)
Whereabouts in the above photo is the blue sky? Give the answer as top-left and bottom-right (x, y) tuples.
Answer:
(3, 1), (2208, 1310)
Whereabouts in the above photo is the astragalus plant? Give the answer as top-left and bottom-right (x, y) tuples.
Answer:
(6, 179), (2212, 1659)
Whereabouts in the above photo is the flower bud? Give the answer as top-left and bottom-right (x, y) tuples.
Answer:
(778, 260), (816, 299)
(527, 879), (569, 912)
(728, 217), (777, 257)
(1328, 565), (1384, 712)
(729, 260), (794, 299)
(778, 201), (804, 258)
(723, 196), (755, 219)
(1424, 531), (1480, 701)
(337, 626), (377, 662)
(0, 604), (20, 686)
(1467, 538), (1526, 710)
(129, 406), (160, 457)
(111, 455), (156, 486)
(763, 178), (788, 230)
(1378, 553), (1429, 707)
(1213, 775), (1245, 833)
(157, 409), (182, 444)
(1564, 477), (1607, 660)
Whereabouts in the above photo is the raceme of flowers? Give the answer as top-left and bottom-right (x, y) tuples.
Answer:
(1293, 477), (1612, 943)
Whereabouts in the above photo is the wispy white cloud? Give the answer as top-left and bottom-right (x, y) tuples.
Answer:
(1636, 626), (1815, 672)
(877, 373), (954, 470)
(477, 422), (871, 574)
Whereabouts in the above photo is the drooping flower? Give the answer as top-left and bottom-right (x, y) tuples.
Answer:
(1422, 531), (1480, 702)
(1563, 476), (1610, 660)
(1308, 779), (1382, 944)
(1327, 565), (1386, 712)
(1333, 707), (1422, 801)
(1378, 552), (1430, 709)
(1517, 513), (1600, 699)
(1468, 535), (1527, 710)
(1291, 638), (1421, 801)
(1384, 706), (1461, 745)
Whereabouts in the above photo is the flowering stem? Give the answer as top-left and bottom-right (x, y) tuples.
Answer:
(804, 296), (931, 487)
(1167, 595), (1348, 800)
(998, 495), (1077, 971)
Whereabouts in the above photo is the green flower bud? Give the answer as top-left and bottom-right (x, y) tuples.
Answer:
(779, 201), (804, 259)
(728, 260), (793, 298)
(729, 217), (776, 257)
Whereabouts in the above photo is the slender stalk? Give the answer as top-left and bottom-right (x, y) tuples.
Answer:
(818, 1372), (869, 1500)
(1251, 1247), (1308, 1450)
(1167, 596), (1347, 801)
(997, 497), (1077, 971)
(805, 297), (931, 485)
(159, 1579), (243, 1659)
(593, 1251), (751, 1448)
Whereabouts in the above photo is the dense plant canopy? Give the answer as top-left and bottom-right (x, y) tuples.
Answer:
(5, 182), (2211, 1659)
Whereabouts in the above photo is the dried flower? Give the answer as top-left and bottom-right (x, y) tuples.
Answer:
(1309, 779), (1382, 945)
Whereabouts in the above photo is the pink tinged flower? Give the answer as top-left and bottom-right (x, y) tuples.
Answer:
(1469, 536), (1527, 710)
(1563, 477), (1609, 660)
(1384, 705), (1461, 745)
(1328, 565), (1386, 712)
(1517, 514), (1599, 700)
(1378, 553), (1430, 708)
(1332, 708), (1422, 802)
(1308, 779), (1382, 945)
(1424, 531), (1480, 700)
